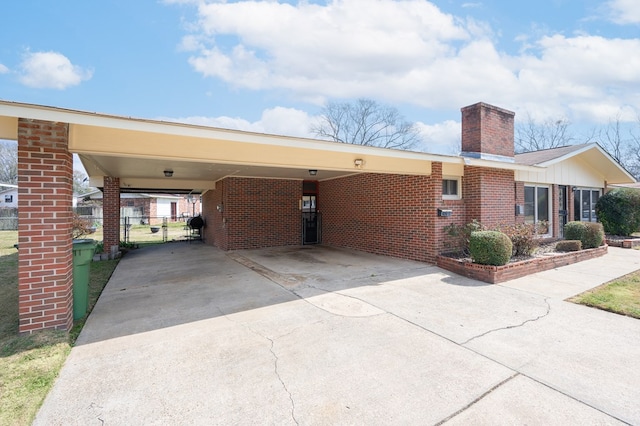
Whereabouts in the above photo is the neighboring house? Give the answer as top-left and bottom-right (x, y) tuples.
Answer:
(0, 184), (18, 208)
(76, 190), (202, 224)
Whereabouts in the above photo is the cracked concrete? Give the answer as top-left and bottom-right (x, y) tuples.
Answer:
(35, 243), (640, 425)
(460, 297), (551, 345)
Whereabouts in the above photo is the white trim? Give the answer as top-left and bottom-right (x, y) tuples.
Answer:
(524, 183), (553, 237)
(442, 176), (462, 200)
(0, 99), (546, 173)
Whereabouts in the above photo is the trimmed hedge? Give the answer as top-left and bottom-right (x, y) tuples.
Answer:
(564, 221), (604, 249)
(556, 240), (582, 252)
(595, 188), (640, 236)
(469, 231), (513, 266)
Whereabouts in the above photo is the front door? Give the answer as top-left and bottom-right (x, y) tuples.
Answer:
(302, 181), (320, 244)
(170, 202), (177, 221)
(558, 186), (568, 237)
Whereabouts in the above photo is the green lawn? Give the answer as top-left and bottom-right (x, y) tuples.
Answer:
(570, 271), (640, 319)
(0, 230), (119, 426)
(87, 220), (191, 247)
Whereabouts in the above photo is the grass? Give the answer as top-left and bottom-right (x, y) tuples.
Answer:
(569, 271), (640, 319)
(86, 220), (191, 248)
(0, 230), (119, 426)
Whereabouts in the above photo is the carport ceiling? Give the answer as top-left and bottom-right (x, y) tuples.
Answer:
(79, 153), (358, 193)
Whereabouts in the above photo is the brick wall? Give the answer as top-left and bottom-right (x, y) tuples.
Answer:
(514, 181), (525, 224)
(320, 170), (462, 263)
(203, 177), (301, 250)
(17, 119), (74, 333)
(461, 102), (515, 158)
(464, 166), (515, 227)
(103, 177), (120, 254)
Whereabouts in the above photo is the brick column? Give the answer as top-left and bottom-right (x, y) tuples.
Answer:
(102, 177), (120, 255)
(18, 119), (73, 333)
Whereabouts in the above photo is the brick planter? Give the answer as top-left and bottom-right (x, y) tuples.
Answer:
(436, 245), (608, 284)
(606, 237), (640, 249)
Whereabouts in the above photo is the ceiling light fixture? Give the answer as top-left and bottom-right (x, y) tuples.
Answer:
(164, 169), (174, 177)
(309, 169), (318, 176)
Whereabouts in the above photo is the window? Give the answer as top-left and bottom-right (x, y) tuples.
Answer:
(573, 188), (600, 222)
(524, 185), (551, 235)
(4, 195), (12, 203)
(442, 177), (461, 200)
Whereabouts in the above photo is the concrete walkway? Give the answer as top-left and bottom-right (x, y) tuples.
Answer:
(35, 244), (640, 425)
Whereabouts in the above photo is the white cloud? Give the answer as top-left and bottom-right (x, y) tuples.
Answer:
(415, 120), (461, 155)
(0, 64), (8, 74)
(174, 0), (640, 130)
(607, 0), (640, 24)
(18, 51), (93, 90)
(158, 106), (315, 138)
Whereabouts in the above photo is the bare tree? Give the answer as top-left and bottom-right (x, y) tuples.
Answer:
(622, 116), (640, 179)
(598, 114), (627, 165)
(73, 170), (93, 195)
(515, 114), (574, 153)
(312, 98), (419, 150)
(0, 140), (17, 184)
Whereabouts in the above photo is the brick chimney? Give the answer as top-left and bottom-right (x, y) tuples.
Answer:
(461, 102), (515, 162)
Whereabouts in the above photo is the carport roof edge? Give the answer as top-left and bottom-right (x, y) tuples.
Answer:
(0, 99), (544, 175)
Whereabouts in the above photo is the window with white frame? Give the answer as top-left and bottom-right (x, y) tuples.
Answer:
(573, 188), (600, 222)
(524, 184), (551, 235)
(442, 177), (461, 200)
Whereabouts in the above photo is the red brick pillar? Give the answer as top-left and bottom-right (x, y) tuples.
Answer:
(102, 177), (120, 255)
(17, 119), (73, 333)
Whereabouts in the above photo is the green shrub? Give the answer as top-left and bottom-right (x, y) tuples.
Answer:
(595, 188), (640, 236)
(583, 222), (604, 248)
(497, 222), (539, 256)
(469, 231), (513, 266)
(563, 221), (604, 249)
(564, 221), (585, 241)
(556, 240), (582, 252)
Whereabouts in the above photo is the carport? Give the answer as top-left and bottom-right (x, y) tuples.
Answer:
(0, 100), (444, 334)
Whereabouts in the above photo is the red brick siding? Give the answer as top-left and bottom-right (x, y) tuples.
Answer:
(514, 181), (525, 224)
(551, 184), (559, 238)
(103, 177), (120, 253)
(207, 178), (300, 250)
(461, 103), (515, 158)
(320, 172), (454, 263)
(17, 119), (73, 333)
(463, 166), (515, 227)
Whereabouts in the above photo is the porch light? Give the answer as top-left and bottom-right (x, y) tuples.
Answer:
(164, 170), (173, 177)
(309, 170), (318, 176)
(354, 159), (364, 168)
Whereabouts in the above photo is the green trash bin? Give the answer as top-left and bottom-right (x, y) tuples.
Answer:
(72, 239), (97, 320)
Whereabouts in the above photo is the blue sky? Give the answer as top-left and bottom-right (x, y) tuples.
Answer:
(1, 0), (639, 155)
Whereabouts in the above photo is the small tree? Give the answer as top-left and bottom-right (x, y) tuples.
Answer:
(595, 188), (640, 236)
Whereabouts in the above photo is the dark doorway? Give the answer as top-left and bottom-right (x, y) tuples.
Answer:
(302, 181), (321, 244)
(171, 202), (177, 221)
(558, 185), (568, 237)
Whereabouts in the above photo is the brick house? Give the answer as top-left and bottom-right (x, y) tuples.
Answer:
(0, 100), (633, 333)
(77, 190), (202, 224)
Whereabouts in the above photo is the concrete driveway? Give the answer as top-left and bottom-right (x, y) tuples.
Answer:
(35, 243), (640, 425)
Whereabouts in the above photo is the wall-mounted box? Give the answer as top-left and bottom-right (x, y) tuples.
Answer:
(438, 209), (453, 217)
(515, 204), (524, 215)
